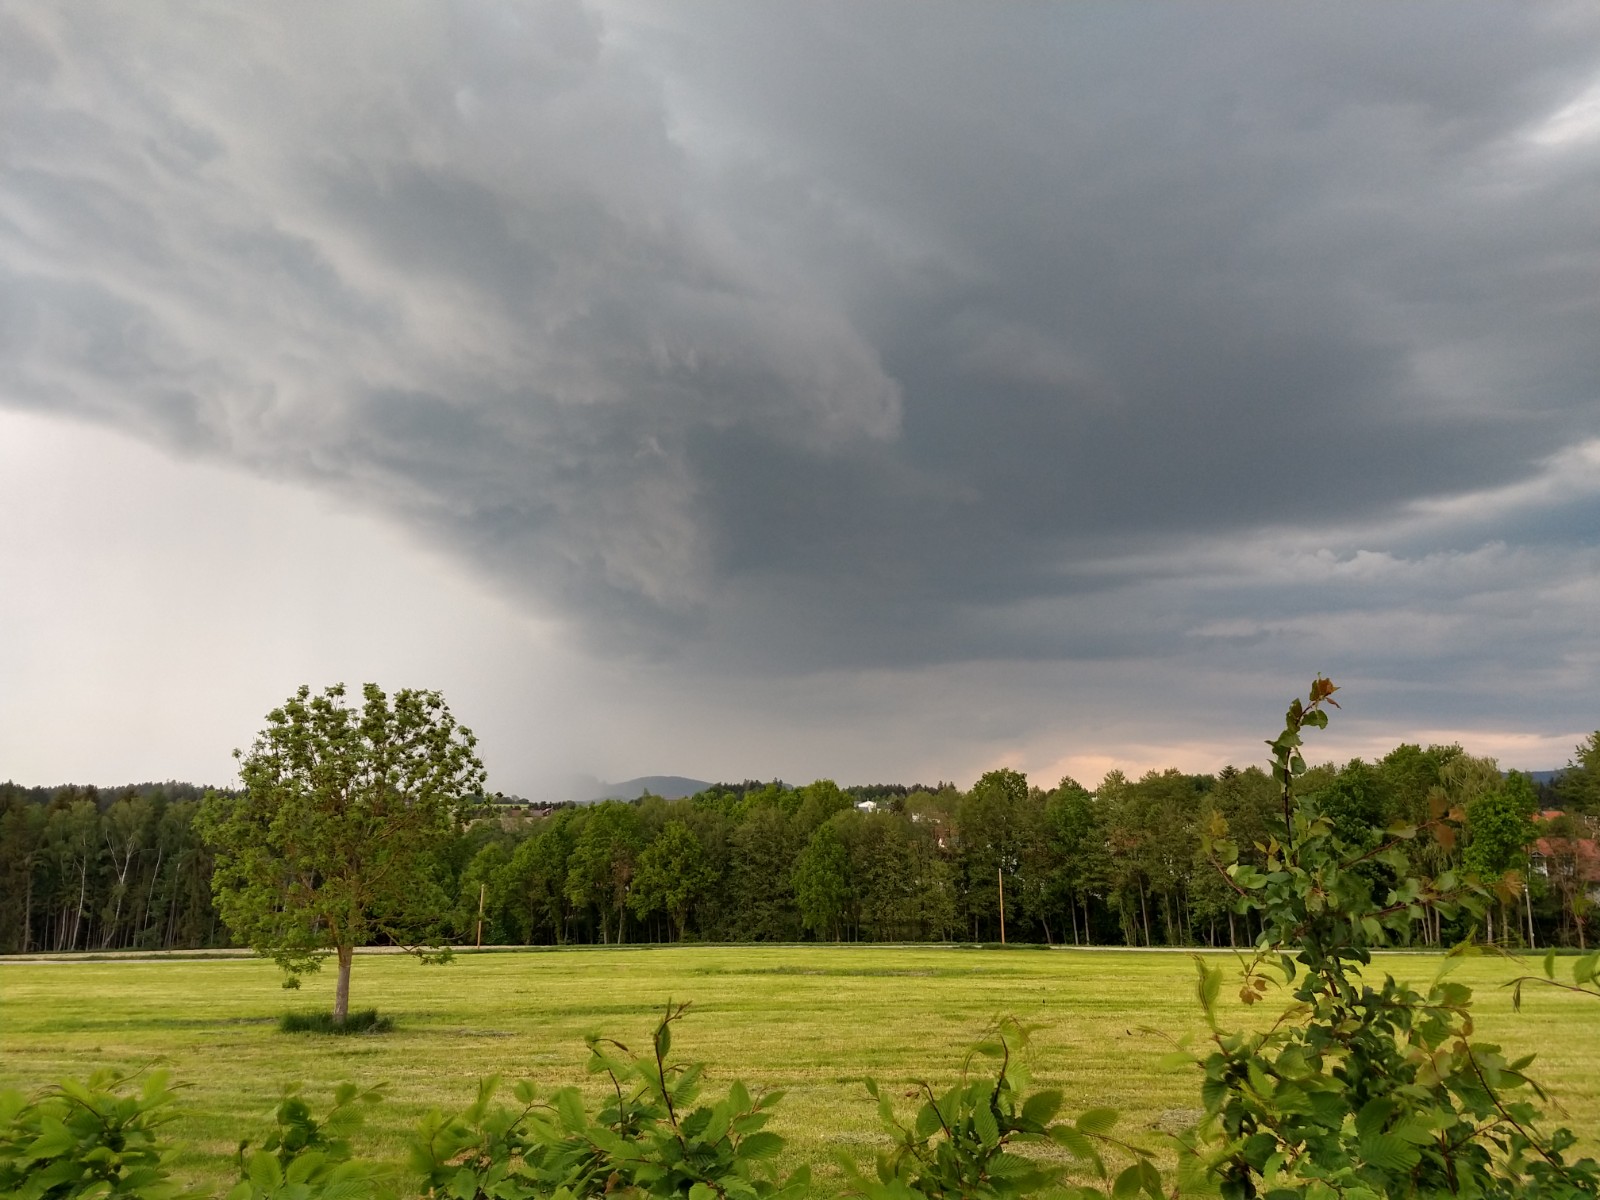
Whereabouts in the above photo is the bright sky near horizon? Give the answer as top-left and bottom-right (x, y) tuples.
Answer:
(2, 3), (1598, 799)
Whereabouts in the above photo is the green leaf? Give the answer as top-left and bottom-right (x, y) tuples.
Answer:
(986, 1151), (1038, 1179)
(1075, 1107), (1118, 1136)
(1112, 1163), (1144, 1199)
(1354, 1099), (1394, 1138)
(554, 1087), (587, 1132)
(973, 1102), (1000, 1148)
(1137, 1158), (1163, 1198)
(26, 1115), (74, 1158)
(1020, 1089), (1062, 1127)
(1392, 1117), (1437, 1145)
(730, 1111), (770, 1136)
(247, 1150), (283, 1193)
(1358, 1132), (1421, 1172)
(1052, 1126), (1097, 1162)
(703, 1101), (731, 1146)
(736, 1131), (783, 1161)
(681, 1104), (713, 1140)
(1195, 958), (1221, 1019)
(285, 1149), (324, 1183)
(756, 1088), (785, 1110)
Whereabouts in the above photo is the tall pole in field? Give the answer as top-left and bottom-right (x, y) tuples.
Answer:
(1525, 878), (1536, 949)
(997, 868), (1006, 945)
(476, 882), (486, 948)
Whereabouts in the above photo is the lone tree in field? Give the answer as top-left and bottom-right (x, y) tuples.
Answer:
(199, 683), (487, 1025)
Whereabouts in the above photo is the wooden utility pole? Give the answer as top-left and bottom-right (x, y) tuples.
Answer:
(476, 882), (486, 948)
(997, 868), (1006, 945)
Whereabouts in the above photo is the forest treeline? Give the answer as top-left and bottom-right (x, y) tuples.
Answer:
(0, 781), (220, 954)
(3, 732), (1597, 955)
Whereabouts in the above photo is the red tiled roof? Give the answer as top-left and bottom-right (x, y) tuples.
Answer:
(1534, 836), (1600, 883)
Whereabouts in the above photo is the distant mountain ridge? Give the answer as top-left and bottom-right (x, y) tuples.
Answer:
(589, 775), (713, 802)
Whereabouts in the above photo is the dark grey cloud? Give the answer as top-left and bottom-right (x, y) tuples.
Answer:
(3, 0), (1599, 755)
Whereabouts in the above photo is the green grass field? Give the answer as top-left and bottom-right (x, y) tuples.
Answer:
(2, 945), (1595, 1192)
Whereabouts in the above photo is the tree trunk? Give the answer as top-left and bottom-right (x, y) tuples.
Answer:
(70, 858), (89, 950)
(21, 869), (33, 953)
(104, 886), (124, 950)
(997, 869), (1006, 944)
(1139, 885), (1151, 947)
(104, 834), (136, 949)
(334, 944), (354, 1025)
(139, 847), (162, 947)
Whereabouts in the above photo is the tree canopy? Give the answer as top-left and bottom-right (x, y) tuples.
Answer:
(197, 683), (486, 1023)
(1558, 731), (1600, 815)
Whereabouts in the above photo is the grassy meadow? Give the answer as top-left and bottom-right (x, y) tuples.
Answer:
(2, 945), (1596, 1192)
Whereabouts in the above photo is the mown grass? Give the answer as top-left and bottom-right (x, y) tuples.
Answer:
(2, 944), (1595, 1193)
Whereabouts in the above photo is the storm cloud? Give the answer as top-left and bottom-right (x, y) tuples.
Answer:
(3, 2), (1598, 788)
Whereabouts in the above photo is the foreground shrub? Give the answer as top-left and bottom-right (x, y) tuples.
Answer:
(845, 1017), (1160, 1200)
(410, 999), (807, 1200)
(0, 1068), (193, 1200)
(225, 1081), (389, 1200)
(1177, 679), (1599, 1199)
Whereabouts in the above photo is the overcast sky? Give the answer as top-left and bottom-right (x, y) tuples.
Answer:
(3, 3), (1598, 799)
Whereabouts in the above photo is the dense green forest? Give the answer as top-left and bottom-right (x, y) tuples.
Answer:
(0, 782), (221, 953)
(3, 732), (1597, 955)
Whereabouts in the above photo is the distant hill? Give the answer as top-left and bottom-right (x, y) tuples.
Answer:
(589, 775), (713, 802)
